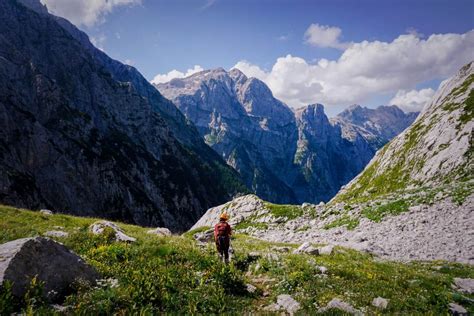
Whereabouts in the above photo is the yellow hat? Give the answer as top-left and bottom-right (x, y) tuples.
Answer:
(219, 212), (229, 220)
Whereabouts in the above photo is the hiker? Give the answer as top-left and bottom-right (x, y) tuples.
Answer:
(214, 212), (232, 264)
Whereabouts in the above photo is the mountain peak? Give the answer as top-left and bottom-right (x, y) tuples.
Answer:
(17, 0), (48, 14)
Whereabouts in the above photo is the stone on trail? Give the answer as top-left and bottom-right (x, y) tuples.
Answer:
(44, 230), (69, 238)
(453, 278), (474, 294)
(90, 221), (136, 242)
(277, 294), (301, 315)
(372, 297), (389, 309)
(0, 237), (98, 301)
(448, 302), (468, 316)
(318, 298), (364, 315)
(147, 227), (172, 236)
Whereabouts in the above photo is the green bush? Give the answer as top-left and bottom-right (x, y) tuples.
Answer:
(324, 215), (359, 230)
(362, 200), (409, 222)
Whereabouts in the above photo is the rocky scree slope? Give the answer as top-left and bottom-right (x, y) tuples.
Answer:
(0, 0), (246, 231)
(335, 61), (474, 202)
(157, 69), (417, 204)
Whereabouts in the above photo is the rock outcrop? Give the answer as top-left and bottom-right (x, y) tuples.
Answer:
(157, 68), (417, 204)
(336, 61), (473, 202)
(0, 237), (98, 300)
(0, 0), (246, 231)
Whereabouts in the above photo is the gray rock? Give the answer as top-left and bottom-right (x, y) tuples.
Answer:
(90, 221), (136, 242)
(147, 227), (172, 236)
(39, 209), (53, 215)
(246, 283), (257, 293)
(318, 298), (363, 315)
(277, 294), (301, 315)
(318, 245), (334, 255)
(453, 278), (474, 294)
(0, 237), (98, 300)
(448, 302), (468, 316)
(44, 230), (69, 238)
(372, 297), (389, 309)
(293, 242), (319, 255)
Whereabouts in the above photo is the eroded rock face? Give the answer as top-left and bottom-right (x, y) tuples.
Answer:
(337, 61), (473, 202)
(0, 0), (245, 232)
(157, 69), (417, 204)
(0, 237), (98, 300)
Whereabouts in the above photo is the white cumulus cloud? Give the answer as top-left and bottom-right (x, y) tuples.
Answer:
(151, 65), (204, 85)
(40, 0), (141, 27)
(304, 23), (350, 49)
(390, 88), (436, 112)
(234, 29), (474, 109)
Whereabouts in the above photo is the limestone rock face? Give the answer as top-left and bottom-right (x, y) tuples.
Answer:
(0, 237), (98, 300)
(158, 68), (299, 203)
(157, 69), (417, 204)
(336, 61), (473, 201)
(0, 0), (246, 232)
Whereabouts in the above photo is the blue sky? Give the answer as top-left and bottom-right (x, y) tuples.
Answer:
(42, 0), (474, 116)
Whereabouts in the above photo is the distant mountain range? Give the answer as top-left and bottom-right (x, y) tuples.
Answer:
(0, 0), (246, 231)
(156, 69), (418, 203)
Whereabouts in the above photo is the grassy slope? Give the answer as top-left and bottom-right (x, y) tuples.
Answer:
(1, 205), (473, 315)
(334, 69), (473, 205)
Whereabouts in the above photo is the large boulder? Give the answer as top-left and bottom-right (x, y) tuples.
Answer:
(190, 195), (266, 230)
(0, 237), (98, 300)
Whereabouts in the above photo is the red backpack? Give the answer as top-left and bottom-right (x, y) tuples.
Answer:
(216, 222), (230, 237)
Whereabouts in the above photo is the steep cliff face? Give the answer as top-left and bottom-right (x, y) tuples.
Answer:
(157, 68), (299, 203)
(157, 69), (418, 203)
(335, 61), (473, 202)
(293, 104), (377, 202)
(332, 104), (419, 150)
(0, 0), (246, 231)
